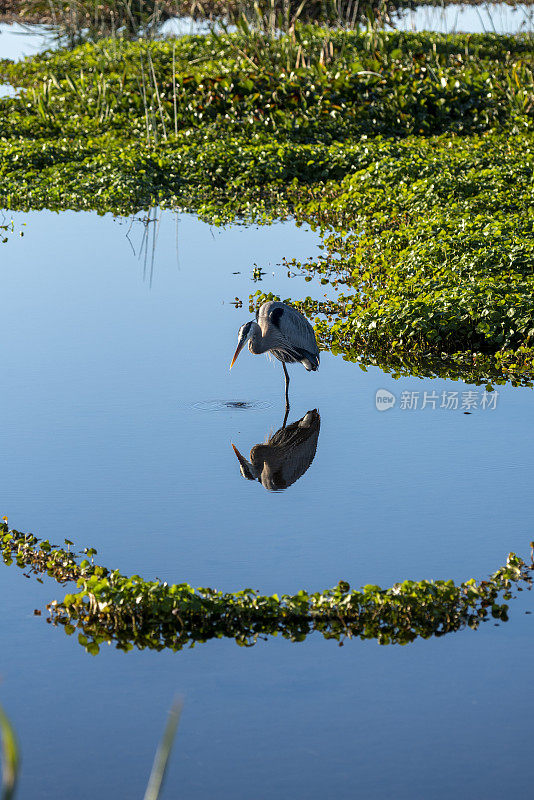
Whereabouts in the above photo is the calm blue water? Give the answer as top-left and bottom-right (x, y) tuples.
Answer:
(393, 2), (533, 34)
(1, 208), (534, 799)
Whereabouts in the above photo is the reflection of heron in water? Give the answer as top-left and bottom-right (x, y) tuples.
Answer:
(231, 409), (320, 491)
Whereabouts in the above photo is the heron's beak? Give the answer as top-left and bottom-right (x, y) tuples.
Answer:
(231, 443), (257, 481)
(229, 340), (245, 370)
(231, 442), (248, 468)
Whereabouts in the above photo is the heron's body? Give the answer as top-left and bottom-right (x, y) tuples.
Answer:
(252, 301), (320, 371)
(230, 301), (319, 407)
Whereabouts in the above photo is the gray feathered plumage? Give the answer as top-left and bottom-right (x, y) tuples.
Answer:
(255, 301), (320, 371)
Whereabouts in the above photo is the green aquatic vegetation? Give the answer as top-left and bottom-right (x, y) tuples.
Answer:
(245, 130), (534, 382)
(8, 0), (419, 45)
(1, 137), (533, 381)
(2, 523), (533, 654)
(1, 31), (532, 144)
(280, 132), (534, 367)
(0, 31), (533, 375)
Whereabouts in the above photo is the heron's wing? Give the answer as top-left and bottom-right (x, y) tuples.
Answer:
(258, 301), (320, 364)
(268, 409), (320, 448)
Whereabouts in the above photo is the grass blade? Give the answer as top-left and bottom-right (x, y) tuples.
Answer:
(0, 706), (19, 800)
(143, 699), (183, 800)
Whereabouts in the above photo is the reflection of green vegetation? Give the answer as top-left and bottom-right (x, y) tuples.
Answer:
(7, 0), (534, 44)
(2, 523), (533, 654)
(1, 29), (533, 377)
(0, 221), (15, 244)
(7, 0), (435, 44)
(329, 345), (534, 388)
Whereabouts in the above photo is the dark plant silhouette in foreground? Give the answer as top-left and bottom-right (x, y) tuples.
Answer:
(0, 705), (19, 800)
(0, 695), (181, 800)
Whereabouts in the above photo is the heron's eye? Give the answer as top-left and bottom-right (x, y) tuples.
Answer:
(239, 322), (252, 341)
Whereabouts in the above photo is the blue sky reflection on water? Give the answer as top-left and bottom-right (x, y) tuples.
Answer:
(1, 208), (534, 799)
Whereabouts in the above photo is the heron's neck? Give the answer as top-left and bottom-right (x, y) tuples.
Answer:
(248, 322), (269, 355)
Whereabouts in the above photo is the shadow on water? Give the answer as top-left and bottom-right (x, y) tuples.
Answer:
(231, 408), (320, 492)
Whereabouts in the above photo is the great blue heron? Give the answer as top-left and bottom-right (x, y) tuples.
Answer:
(232, 409), (321, 491)
(229, 301), (320, 408)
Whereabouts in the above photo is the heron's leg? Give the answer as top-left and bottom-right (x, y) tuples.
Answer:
(282, 404), (290, 430)
(282, 361), (290, 412)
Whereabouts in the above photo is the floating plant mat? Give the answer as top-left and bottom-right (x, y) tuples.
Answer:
(2, 523), (533, 654)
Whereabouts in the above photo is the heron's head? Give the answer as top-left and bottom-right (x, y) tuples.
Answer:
(231, 443), (259, 481)
(229, 321), (254, 369)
